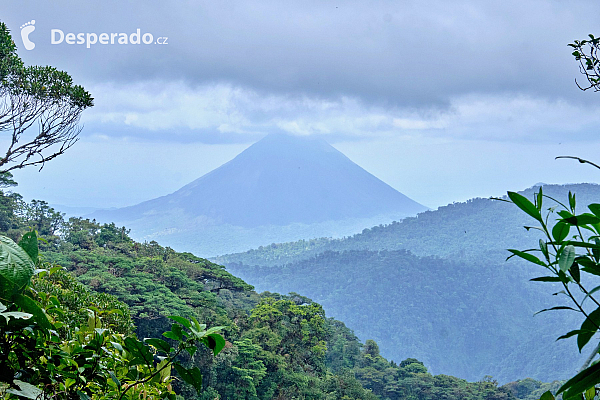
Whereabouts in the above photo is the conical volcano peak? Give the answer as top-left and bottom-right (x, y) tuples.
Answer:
(90, 134), (427, 254)
(234, 133), (344, 163)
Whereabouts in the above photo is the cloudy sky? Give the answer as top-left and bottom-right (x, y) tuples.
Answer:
(3, 0), (600, 209)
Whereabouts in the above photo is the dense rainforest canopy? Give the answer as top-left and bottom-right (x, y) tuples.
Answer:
(0, 183), (552, 399)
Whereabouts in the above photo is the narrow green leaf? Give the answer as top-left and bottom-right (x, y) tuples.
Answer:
(569, 191), (576, 211)
(583, 285), (600, 304)
(109, 371), (121, 388)
(557, 330), (581, 341)
(507, 249), (547, 266)
(540, 240), (549, 261)
(534, 306), (577, 315)
(536, 188), (543, 211)
(530, 276), (562, 282)
(558, 361), (600, 396)
(559, 246), (576, 273)
(508, 192), (543, 222)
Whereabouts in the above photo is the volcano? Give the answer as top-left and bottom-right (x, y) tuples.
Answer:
(90, 134), (427, 255)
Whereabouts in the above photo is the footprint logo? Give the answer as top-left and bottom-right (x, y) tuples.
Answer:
(20, 20), (36, 50)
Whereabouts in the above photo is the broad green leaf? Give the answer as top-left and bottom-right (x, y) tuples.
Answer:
(163, 323), (185, 341)
(577, 257), (597, 269)
(563, 213), (600, 226)
(163, 331), (180, 341)
(201, 333), (226, 356)
(13, 293), (52, 330)
(124, 337), (154, 367)
(589, 204), (600, 218)
(539, 390), (555, 400)
(558, 210), (574, 220)
(559, 246), (576, 273)
(0, 235), (35, 300)
(157, 358), (171, 383)
(173, 363), (203, 393)
(507, 249), (547, 266)
(6, 380), (43, 399)
(205, 326), (226, 336)
(508, 192), (543, 222)
(168, 315), (191, 329)
(552, 221), (570, 243)
(185, 345), (197, 357)
(585, 387), (596, 400)
(578, 307), (600, 351)
(18, 231), (38, 265)
(558, 361), (600, 397)
(145, 338), (171, 354)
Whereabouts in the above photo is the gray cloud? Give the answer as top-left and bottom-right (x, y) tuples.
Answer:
(4, 0), (598, 108)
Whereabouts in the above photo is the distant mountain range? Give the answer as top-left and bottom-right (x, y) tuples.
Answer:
(89, 134), (427, 256)
(217, 183), (600, 383)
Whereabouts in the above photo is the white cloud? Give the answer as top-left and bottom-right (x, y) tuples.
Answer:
(82, 82), (600, 145)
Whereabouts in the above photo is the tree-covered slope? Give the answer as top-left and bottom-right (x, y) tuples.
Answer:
(226, 249), (583, 383)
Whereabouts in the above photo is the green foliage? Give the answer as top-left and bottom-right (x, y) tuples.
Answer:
(0, 232), (225, 399)
(569, 34), (600, 92)
(0, 21), (93, 173)
(507, 186), (600, 399)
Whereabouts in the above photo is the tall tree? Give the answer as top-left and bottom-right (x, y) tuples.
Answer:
(0, 22), (93, 173)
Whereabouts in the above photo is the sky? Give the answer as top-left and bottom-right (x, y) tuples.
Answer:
(3, 0), (600, 209)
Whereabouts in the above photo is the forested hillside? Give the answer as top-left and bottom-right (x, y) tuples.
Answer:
(0, 185), (543, 399)
(216, 184), (600, 383)
(226, 249), (582, 383)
